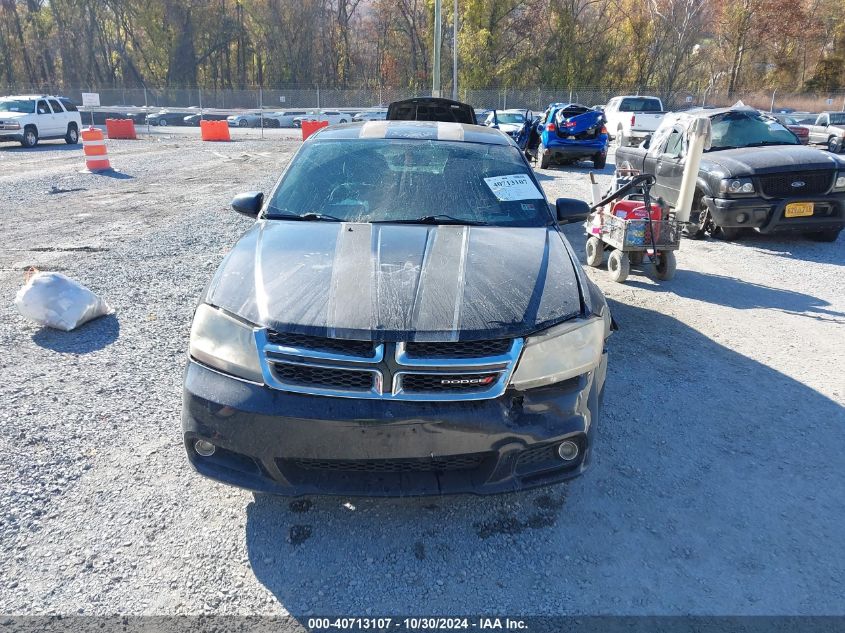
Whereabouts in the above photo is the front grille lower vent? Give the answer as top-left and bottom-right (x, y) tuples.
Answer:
(271, 363), (374, 391)
(286, 454), (488, 473)
(400, 373), (501, 393)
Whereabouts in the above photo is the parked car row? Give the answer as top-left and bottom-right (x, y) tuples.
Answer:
(474, 97), (844, 243)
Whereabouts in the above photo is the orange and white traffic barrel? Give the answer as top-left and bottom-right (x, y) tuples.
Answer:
(81, 127), (111, 172)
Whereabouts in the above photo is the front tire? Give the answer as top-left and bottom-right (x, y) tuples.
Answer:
(829, 136), (842, 154)
(683, 192), (708, 240)
(339, 119), (348, 124)
(607, 250), (630, 283)
(585, 237), (604, 267)
(805, 228), (841, 242)
(159, 119), (168, 127)
(239, 119), (249, 128)
(21, 126), (38, 148)
(65, 123), (79, 145)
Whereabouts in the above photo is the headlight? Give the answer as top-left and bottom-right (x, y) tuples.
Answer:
(5, 122), (21, 130)
(719, 178), (755, 195)
(509, 317), (606, 390)
(834, 173), (845, 191)
(189, 304), (263, 383)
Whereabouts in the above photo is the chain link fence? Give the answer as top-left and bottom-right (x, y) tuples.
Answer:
(3, 84), (845, 114)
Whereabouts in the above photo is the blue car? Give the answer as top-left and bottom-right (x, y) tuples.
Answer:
(537, 103), (608, 169)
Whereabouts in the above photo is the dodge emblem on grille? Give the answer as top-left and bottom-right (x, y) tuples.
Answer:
(791, 181), (805, 188)
(441, 376), (496, 386)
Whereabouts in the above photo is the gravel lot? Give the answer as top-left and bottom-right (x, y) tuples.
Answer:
(1, 133), (843, 617)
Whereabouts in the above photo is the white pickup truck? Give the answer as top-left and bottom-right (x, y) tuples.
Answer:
(604, 95), (666, 147)
(803, 112), (845, 153)
(0, 94), (82, 147)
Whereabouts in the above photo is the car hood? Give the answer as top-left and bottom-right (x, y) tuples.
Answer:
(702, 146), (842, 177)
(206, 221), (582, 341)
(0, 111), (30, 119)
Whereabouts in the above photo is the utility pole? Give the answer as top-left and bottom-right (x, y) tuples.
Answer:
(432, 0), (442, 97)
(452, 0), (458, 101)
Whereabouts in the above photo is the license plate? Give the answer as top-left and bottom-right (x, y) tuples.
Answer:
(785, 202), (814, 218)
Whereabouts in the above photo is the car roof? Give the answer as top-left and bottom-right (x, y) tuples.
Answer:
(681, 106), (760, 117)
(309, 120), (514, 146)
(3, 94), (52, 99)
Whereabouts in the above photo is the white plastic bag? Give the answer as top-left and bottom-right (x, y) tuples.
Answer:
(15, 271), (114, 331)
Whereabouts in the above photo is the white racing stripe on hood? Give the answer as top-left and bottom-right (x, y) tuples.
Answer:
(360, 120), (390, 138)
(437, 122), (464, 141)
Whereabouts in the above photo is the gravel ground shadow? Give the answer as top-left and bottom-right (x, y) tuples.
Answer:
(624, 271), (845, 321)
(737, 231), (844, 266)
(31, 313), (120, 353)
(241, 301), (845, 615)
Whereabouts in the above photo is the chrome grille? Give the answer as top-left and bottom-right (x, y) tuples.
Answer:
(255, 330), (523, 401)
(758, 171), (833, 197)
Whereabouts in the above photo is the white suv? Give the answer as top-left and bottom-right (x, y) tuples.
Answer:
(0, 95), (83, 147)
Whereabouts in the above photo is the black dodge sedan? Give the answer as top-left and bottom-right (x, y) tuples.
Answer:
(183, 120), (612, 496)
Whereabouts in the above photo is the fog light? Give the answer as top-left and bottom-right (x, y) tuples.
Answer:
(736, 213), (748, 224)
(194, 439), (216, 457)
(557, 440), (579, 461)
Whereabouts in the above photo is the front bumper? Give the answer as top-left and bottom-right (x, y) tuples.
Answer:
(0, 132), (24, 142)
(705, 194), (845, 233)
(182, 354), (607, 497)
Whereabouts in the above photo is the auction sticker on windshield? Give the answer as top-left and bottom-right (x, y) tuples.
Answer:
(484, 174), (544, 201)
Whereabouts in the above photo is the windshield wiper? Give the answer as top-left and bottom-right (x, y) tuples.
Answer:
(266, 211), (344, 221)
(743, 141), (794, 147)
(371, 214), (489, 226)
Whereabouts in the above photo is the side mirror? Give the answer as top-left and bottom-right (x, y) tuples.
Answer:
(555, 198), (591, 224)
(231, 191), (264, 217)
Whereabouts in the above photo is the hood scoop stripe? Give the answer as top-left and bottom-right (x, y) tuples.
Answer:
(409, 226), (469, 341)
(326, 223), (375, 337)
